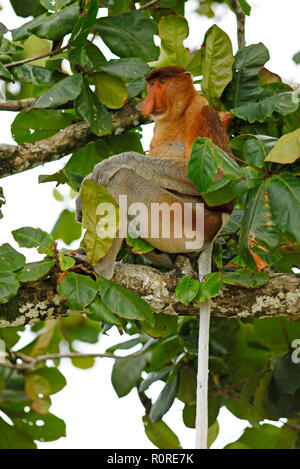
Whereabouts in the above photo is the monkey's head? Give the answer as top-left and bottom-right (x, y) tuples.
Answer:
(142, 66), (196, 120)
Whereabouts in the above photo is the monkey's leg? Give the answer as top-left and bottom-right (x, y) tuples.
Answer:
(85, 168), (223, 278)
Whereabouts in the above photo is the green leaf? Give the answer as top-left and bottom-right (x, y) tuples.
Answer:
(65, 142), (105, 178)
(293, 51), (300, 64)
(230, 134), (277, 168)
(75, 78), (113, 136)
(11, 64), (65, 86)
(26, 367), (66, 396)
(88, 295), (122, 326)
(231, 92), (299, 123)
(17, 259), (55, 282)
(232, 166), (263, 196)
(187, 138), (218, 192)
(40, 0), (71, 10)
(201, 25), (234, 107)
(143, 415), (182, 449)
(58, 252), (75, 271)
(177, 364), (197, 404)
(13, 411), (66, 442)
(150, 374), (179, 422)
(96, 58), (149, 79)
(238, 182), (281, 268)
(95, 11), (159, 62)
(0, 271), (20, 304)
(10, 0), (45, 18)
(29, 74), (83, 110)
(0, 243), (25, 272)
(223, 268), (269, 288)
(141, 313), (178, 338)
(0, 62), (13, 81)
(94, 72), (128, 109)
(226, 424), (297, 449)
(175, 276), (200, 305)
(223, 43), (270, 108)
(12, 15), (49, 41)
(111, 354), (148, 397)
(186, 49), (202, 75)
(207, 420), (219, 448)
(139, 367), (172, 393)
(268, 175), (300, 243)
(51, 209), (82, 245)
(273, 353), (300, 394)
(69, 0), (98, 67)
(237, 0), (251, 15)
(226, 398), (262, 428)
(12, 227), (54, 256)
(11, 110), (73, 144)
(158, 14), (189, 67)
(57, 272), (98, 310)
(0, 418), (36, 449)
(150, 336), (182, 370)
(29, 3), (80, 40)
(126, 233), (154, 254)
(265, 128), (300, 164)
(80, 179), (119, 265)
(98, 275), (155, 326)
(194, 272), (223, 302)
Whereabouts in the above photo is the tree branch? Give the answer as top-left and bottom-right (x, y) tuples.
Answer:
(0, 100), (151, 179)
(6, 46), (68, 69)
(0, 98), (36, 111)
(139, 0), (160, 10)
(229, 0), (246, 48)
(1, 255), (300, 329)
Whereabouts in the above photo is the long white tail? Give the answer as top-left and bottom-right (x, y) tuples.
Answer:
(195, 243), (213, 449)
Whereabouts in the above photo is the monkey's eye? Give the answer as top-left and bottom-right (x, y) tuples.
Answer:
(149, 80), (154, 86)
(159, 79), (166, 84)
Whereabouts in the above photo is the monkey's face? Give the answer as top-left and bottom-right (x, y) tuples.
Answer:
(142, 72), (194, 120)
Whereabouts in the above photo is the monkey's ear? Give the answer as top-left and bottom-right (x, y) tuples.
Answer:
(185, 71), (191, 76)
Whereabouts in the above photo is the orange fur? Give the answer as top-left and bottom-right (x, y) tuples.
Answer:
(142, 66), (232, 160)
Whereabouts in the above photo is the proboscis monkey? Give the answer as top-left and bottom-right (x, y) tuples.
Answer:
(76, 67), (235, 449)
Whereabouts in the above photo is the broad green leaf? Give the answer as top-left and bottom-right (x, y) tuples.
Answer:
(141, 313), (178, 338)
(231, 92), (299, 123)
(40, 0), (71, 10)
(13, 411), (66, 442)
(29, 3), (79, 40)
(186, 49), (202, 75)
(150, 374), (179, 422)
(150, 336), (182, 370)
(177, 364), (197, 404)
(75, 78), (113, 136)
(106, 337), (142, 353)
(139, 367), (172, 393)
(58, 252), (75, 271)
(226, 424), (297, 449)
(29, 74), (83, 109)
(98, 275), (155, 326)
(226, 399), (262, 428)
(0, 243), (25, 272)
(143, 415), (182, 449)
(112, 354), (148, 397)
(175, 276), (200, 305)
(126, 233), (154, 254)
(94, 72), (128, 109)
(81, 179), (119, 265)
(158, 14), (189, 67)
(0, 62), (13, 81)
(0, 271), (20, 304)
(57, 272), (98, 310)
(88, 295), (122, 326)
(182, 403), (196, 428)
(238, 182), (281, 269)
(230, 134), (277, 167)
(187, 138), (218, 192)
(51, 209), (82, 245)
(223, 43), (270, 108)
(0, 418), (36, 449)
(126, 77), (147, 99)
(95, 11), (159, 62)
(232, 166), (263, 196)
(273, 353), (300, 394)
(65, 142), (105, 178)
(265, 128), (300, 164)
(60, 315), (101, 344)
(207, 420), (219, 448)
(17, 259), (55, 282)
(201, 25), (234, 108)
(203, 179), (236, 206)
(12, 227), (54, 256)
(11, 110), (73, 144)
(268, 175), (300, 243)
(194, 272), (223, 302)
(96, 58), (149, 79)
(12, 15), (49, 41)
(223, 268), (269, 288)
(10, 0), (45, 18)
(11, 64), (65, 86)
(237, 0), (251, 15)
(69, 0), (98, 67)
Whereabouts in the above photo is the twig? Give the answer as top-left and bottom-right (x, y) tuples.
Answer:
(229, 0), (246, 48)
(6, 46), (68, 69)
(139, 0), (160, 10)
(0, 98), (36, 111)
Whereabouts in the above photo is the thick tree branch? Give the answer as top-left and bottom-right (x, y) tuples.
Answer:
(0, 100), (150, 179)
(0, 256), (299, 329)
(0, 98), (36, 111)
(229, 0), (246, 48)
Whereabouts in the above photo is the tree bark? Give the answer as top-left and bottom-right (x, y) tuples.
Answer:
(1, 256), (299, 328)
(0, 100), (150, 179)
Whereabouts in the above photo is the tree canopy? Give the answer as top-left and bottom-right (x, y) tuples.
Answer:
(0, 0), (300, 449)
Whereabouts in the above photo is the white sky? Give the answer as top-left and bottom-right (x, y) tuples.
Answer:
(0, 0), (297, 449)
